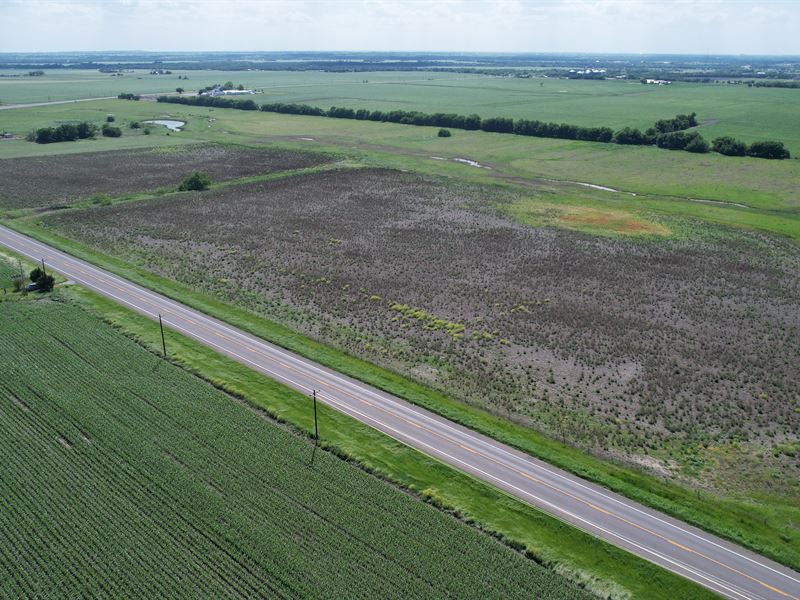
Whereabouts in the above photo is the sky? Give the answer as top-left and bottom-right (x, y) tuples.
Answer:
(1, 0), (799, 55)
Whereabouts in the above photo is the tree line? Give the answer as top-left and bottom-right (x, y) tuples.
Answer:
(158, 94), (259, 111)
(156, 96), (791, 159)
(27, 120), (126, 144)
(27, 122), (97, 144)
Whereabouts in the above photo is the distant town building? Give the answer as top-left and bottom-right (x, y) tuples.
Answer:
(203, 87), (255, 97)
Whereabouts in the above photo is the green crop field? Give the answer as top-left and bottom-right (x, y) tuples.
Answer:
(0, 296), (593, 599)
(0, 254), (20, 289)
(2, 69), (798, 153)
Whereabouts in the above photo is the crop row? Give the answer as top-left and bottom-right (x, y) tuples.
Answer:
(0, 299), (588, 598)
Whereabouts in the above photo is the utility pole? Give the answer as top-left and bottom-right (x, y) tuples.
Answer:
(310, 389), (319, 466)
(158, 314), (167, 358)
(313, 389), (319, 443)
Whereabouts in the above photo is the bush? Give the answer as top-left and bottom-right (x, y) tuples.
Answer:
(29, 267), (44, 283)
(480, 117), (514, 133)
(178, 171), (212, 191)
(36, 274), (55, 292)
(117, 93), (140, 101)
(655, 131), (707, 152)
(143, 128), (151, 135)
(29, 267), (54, 292)
(612, 127), (648, 145)
(12, 274), (26, 293)
(746, 140), (791, 160)
(106, 115), (115, 123)
(653, 112), (698, 134)
(438, 128), (451, 138)
(129, 121), (141, 129)
(101, 124), (122, 138)
(684, 135), (710, 153)
(712, 136), (747, 156)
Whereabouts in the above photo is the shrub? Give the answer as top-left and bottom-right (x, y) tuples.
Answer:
(106, 115), (115, 123)
(656, 131), (707, 152)
(36, 274), (55, 292)
(101, 124), (122, 138)
(612, 127), (648, 145)
(480, 117), (514, 133)
(438, 128), (451, 138)
(28, 268), (54, 292)
(29, 267), (44, 283)
(12, 274), (26, 293)
(684, 134), (710, 153)
(746, 140), (791, 160)
(178, 171), (212, 191)
(653, 112), (697, 134)
(712, 136), (747, 156)
(32, 122), (96, 144)
(129, 121), (141, 129)
(143, 128), (151, 135)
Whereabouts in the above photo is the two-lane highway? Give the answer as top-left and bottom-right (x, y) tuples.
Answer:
(2, 224), (799, 600)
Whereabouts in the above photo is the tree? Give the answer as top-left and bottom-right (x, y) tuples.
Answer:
(237, 84), (244, 90)
(612, 127), (647, 145)
(746, 141), (790, 160)
(684, 134), (710, 153)
(712, 136), (747, 156)
(106, 114), (115, 122)
(178, 171), (212, 191)
(223, 81), (234, 90)
(28, 267), (54, 292)
(36, 274), (55, 292)
(438, 128), (451, 138)
(101, 124), (122, 137)
(129, 121), (141, 129)
(29, 267), (44, 283)
(176, 87), (184, 94)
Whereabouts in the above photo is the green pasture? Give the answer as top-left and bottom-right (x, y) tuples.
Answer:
(2, 69), (798, 153)
(2, 98), (796, 241)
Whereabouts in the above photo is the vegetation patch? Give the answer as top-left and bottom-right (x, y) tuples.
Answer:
(507, 200), (670, 237)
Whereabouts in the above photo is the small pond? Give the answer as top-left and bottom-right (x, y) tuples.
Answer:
(144, 119), (185, 131)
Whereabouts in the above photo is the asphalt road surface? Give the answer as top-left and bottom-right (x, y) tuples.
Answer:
(0, 97), (116, 111)
(2, 224), (798, 600)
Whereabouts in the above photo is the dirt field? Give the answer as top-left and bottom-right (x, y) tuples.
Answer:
(45, 168), (800, 492)
(0, 144), (331, 210)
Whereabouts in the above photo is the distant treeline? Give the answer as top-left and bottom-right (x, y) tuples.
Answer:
(27, 122), (97, 144)
(158, 94), (259, 110)
(117, 93), (140, 100)
(156, 96), (791, 159)
(747, 80), (800, 89)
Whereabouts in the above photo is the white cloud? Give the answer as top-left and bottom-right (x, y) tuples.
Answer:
(0, 0), (798, 54)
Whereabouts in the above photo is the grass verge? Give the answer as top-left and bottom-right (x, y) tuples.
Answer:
(6, 217), (799, 572)
(65, 284), (715, 600)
